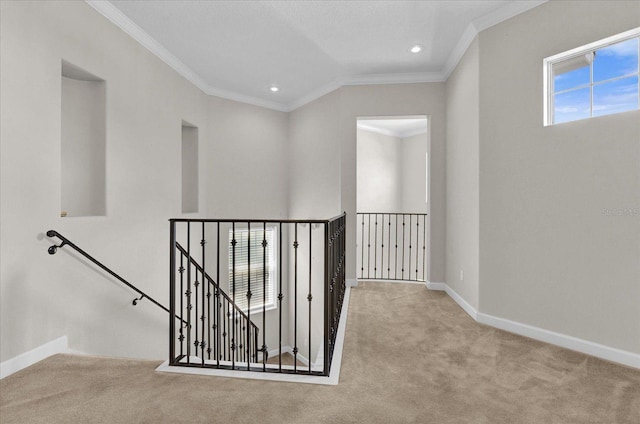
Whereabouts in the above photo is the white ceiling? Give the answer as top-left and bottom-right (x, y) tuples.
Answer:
(89, 0), (546, 111)
(357, 118), (428, 138)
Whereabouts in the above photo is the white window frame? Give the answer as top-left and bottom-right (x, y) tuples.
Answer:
(228, 225), (278, 314)
(543, 27), (640, 126)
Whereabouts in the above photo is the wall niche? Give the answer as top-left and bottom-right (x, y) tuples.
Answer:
(60, 60), (106, 217)
(181, 121), (199, 213)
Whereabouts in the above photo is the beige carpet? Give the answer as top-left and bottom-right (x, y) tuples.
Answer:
(1, 281), (639, 423)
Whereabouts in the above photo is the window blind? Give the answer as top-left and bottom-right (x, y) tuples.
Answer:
(229, 226), (276, 311)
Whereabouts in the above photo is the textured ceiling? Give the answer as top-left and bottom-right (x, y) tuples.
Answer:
(96, 1), (545, 111)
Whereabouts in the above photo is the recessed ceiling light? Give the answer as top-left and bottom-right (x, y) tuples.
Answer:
(410, 45), (423, 53)
(270, 86), (279, 92)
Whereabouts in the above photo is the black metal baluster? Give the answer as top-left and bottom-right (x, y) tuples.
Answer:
(323, 221), (329, 376)
(401, 215), (406, 280)
(360, 215), (364, 279)
(367, 214), (371, 279)
(415, 217), (420, 281)
(395, 214), (399, 280)
(216, 222), (220, 366)
(226, 300), (230, 361)
(380, 214), (384, 281)
(186, 222), (191, 364)
(293, 223), (298, 372)
(262, 222), (267, 371)
(422, 214), (427, 282)
(179, 249), (184, 359)
(246, 222), (251, 370)
(201, 223), (207, 364)
(231, 223), (236, 369)
(170, 221), (176, 365)
(308, 224), (312, 374)
(374, 214), (378, 279)
(278, 222), (283, 373)
(408, 214), (412, 282)
(387, 216), (391, 279)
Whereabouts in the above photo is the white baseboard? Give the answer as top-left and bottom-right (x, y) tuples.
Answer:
(0, 336), (69, 379)
(426, 282), (639, 370)
(264, 345), (315, 368)
(346, 279), (358, 288)
(426, 281), (446, 291)
(477, 313), (640, 369)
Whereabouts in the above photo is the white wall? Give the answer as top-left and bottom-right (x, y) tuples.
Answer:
(288, 90), (341, 220)
(478, 0), (639, 353)
(339, 84), (446, 284)
(445, 37), (480, 310)
(0, 1), (290, 362)
(400, 132), (429, 214)
(61, 76), (106, 217)
(356, 129), (402, 212)
(181, 125), (198, 213)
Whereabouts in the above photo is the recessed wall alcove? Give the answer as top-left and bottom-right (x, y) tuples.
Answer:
(60, 60), (106, 217)
(181, 121), (198, 213)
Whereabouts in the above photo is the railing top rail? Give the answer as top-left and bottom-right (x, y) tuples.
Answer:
(357, 212), (428, 215)
(169, 213), (346, 225)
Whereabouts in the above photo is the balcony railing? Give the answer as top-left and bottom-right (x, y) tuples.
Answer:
(356, 212), (427, 282)
(169, 213), (346, 376)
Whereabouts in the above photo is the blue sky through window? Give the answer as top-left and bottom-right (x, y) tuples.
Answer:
(553, 37), (639, 124)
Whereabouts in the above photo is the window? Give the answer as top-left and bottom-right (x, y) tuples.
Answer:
(229, 226), (277, 312)
(544, 28), (640, 125)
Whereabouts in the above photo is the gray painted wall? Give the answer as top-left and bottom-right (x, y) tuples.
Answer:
(478, 0), (639, 353)
(445, 37), (480, 310)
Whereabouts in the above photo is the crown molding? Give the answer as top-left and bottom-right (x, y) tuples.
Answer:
(85, 0), (210, 93)
(441, 23), (479, 80)
(342, 71), (446, 86)
(87, 0), (548, 113)
(85, 0), (290, 112)
(442, 0), (548, 79)
(285, 78), (343, 112)
(205, 85), (289, 112)
(473, 0), (548, 33)
(356, 123), (428, 139)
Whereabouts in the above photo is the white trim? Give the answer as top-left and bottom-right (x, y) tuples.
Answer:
(156, 287), (352, 384)
(262, 345), (317, 368)
(0, 336), (69, 379)
(85, 0), (547, 113)
(426, 281), (478, 320)
(542, 27), (640, 126)
(473, 0), (548, 33)
(84, 0), (289, 112)
(359, 278), (425, 285)
(442, 1), (548, 79)
(425, 281), (446, 291)
(346, 278), (358, 288)
(442, 24), (479, 79)
(287, 78), (342, 111)
(477, 313), (640, 370)
(341, 72), (445, 86)
(356, 123), (428, 139)
(425, 282), (640, 370)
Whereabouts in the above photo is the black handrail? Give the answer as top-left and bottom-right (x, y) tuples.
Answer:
(46, 230), (182, 322)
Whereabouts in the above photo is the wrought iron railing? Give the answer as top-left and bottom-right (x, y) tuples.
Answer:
(356, 212), (427, 282)
(169, 213), (346, 376)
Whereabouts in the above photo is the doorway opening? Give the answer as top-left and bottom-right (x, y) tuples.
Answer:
(356, 116), (429, 282)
